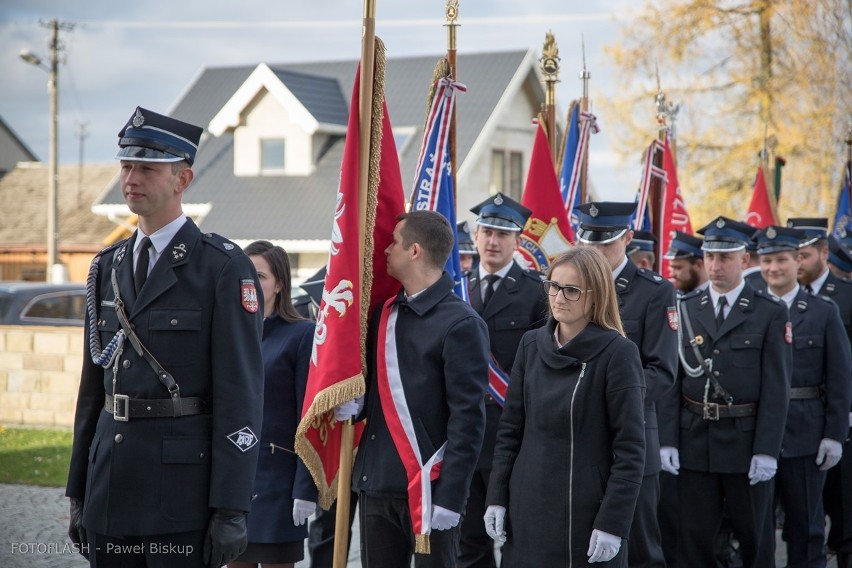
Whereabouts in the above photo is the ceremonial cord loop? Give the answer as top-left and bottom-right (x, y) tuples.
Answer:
(86, 256), (126, 369)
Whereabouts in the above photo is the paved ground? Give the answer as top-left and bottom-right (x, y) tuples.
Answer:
(0, 483), (839, 567)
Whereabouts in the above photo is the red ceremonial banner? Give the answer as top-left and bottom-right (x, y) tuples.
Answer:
(518, 121), (573, 271)
(658, 137), (694, 278)
(745, 166), (779, 229)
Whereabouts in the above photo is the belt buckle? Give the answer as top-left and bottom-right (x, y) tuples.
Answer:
(703, 402), (720, 421)
(113, 394), (130, 422)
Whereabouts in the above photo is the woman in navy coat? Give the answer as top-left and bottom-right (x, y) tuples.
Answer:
(231, 241), (317, 568)
(484, 247), (646, 566)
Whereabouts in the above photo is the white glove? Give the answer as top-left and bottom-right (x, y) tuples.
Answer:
(292, 499), (316, 526)
(660, 446), (680, 475)
(430, 504), (460, 531)
(333, 396), (364, 422)
(587, 529), (621, 563)
(483, 505), (507, 542)
(748, 454), (778, 485)
(816, 438), (843, 471)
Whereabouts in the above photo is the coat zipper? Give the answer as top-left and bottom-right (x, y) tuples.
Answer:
(567, 362), (586, 567)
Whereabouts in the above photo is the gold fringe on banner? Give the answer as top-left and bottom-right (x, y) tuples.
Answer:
(415, 533), (431, 555)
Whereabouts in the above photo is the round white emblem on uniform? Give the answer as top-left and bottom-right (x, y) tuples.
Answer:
(766, 226), (777, 239)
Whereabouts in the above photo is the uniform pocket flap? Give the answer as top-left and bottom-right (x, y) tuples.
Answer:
(149, 308), (202, 331)
(794, 334), (823, 350)
(730, 334), (762, 349)
(162, 437), (211, 464)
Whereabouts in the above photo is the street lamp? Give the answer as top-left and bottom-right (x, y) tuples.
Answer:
(19, 20), (66, 283)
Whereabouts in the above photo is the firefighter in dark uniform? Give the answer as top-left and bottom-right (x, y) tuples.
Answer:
(457, 220), (479, 275)
(66, 107), (265, 567)
(627, 229), (658, 270)
(662, 217), (792, 568)
(790, 218), (852, 567)
(575, 201), (677, 568)
(458, 193), (548, 568)
(754, 225), (852, 567)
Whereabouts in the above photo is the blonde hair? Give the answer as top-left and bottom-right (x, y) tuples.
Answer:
(546, 247), (625, 336)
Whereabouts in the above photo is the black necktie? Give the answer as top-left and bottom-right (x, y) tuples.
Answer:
(715, 295), (727, 330)
(483, 274), (500, 307)
(134, 237), (152, 295)
(805, 284), (814, 295)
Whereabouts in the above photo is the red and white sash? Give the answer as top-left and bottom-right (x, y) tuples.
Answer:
(377, 297), (447, 554)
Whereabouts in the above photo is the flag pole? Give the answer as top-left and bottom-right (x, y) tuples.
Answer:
(331, 2), (376, 567)
(579, 35), (591, 203)
(445, 1), (459, 203)
(540, 31), (560, 166)
(652, 64), (677, 273)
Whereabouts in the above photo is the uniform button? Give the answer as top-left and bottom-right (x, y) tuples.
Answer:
(114, 434), (123, 444)
(713, 371), (720, 377)
(808, 340), (813, 346)
(122, 360), (131, 369)
(362, 475), (367, 482)
(744, 339), (751, 345)
(510, 320), (516, 326)
(199, 452), (205, 460)
(170, 319), (178, 326)
(370, 434), (376, 440)
(130, 323), (136, 330)
(713, 349), (720, 355)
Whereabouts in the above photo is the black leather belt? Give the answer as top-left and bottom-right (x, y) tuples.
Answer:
(683, 395), (757, 420)
(105, 393), (210, 421)
(790, 386), (823, 400)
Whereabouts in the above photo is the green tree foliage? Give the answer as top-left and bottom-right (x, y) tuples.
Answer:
(604, 0), (852, 224)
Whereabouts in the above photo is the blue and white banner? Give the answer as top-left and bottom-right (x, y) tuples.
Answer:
(410, 77), (468, 300)
(559, 101), (599, 237)
(832, 161), (852, 240)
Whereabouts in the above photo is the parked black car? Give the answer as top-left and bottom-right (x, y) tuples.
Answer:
(0, 282), (86, 326)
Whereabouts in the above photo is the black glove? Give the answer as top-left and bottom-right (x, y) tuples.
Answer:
(202, 508), (247, 567)
(68, 497), (89, 559)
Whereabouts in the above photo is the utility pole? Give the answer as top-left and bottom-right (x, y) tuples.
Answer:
(76, 121), (89, 206)
(20, 19), (74, 282)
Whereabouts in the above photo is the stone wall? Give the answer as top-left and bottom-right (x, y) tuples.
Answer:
(0, 325), (83, 428)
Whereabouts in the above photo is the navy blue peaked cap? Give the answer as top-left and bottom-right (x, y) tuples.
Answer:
(664, 231), (704, 260)
(754, 226), (806, 255)
(627, 230), (657, 255)
(786, 217), (828, 246)
(575, 201), (636, 244)
(116, 107), (203, 165)
(697, 217), (756, 252)
(470, 192), (531, 232)
(457, 221), (476, 254)
(828, 235), (852, 273)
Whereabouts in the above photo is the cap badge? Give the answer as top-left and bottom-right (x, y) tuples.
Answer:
(494, 194), (504, 205)
(132, 108), (145, 128)
(589, 204), (599, 218)
(787, 220), (794, 228)
(716, 218), (725, 229)
(766, 227), (777, 239)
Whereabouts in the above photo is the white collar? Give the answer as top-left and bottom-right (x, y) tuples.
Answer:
(809, 268), (830, 294)
(134, 215), (187, 258)
(769, 284), (800, 308)
(479, 260), (514, 281)
(709, 277), (746, 309)
(612, 256), (629, 279)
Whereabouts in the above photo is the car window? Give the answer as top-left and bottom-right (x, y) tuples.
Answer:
(20, 292), (86, 324)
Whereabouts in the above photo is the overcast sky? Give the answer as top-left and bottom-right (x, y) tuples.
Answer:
(2, 0), (645, 200)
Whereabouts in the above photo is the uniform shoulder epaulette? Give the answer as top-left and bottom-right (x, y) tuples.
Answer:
(521, 269), (546, 282)
(636, 268), (666, 285)
(202, 232), (243, 257)
(812, 293), (838, 306)
(679, 288), (703, 301)
(96, 239), (126, 256)
(753, 288), (781, 303)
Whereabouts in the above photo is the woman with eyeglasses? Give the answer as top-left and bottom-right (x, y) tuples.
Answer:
(483, 247), (646, 566)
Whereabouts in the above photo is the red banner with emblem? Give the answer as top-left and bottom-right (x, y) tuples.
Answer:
(295, 43), (405, 509)
(658, 137), (694, 278)
(518, 120), (573, 271)
(745, 166), (779, 229)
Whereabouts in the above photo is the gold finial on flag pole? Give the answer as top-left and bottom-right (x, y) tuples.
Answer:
(540, 31), (560, 166)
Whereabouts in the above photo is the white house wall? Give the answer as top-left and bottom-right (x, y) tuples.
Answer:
(233, 90), (314, 177)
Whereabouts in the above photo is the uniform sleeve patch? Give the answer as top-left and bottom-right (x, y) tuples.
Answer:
(240, 279), (259, 313)
(785, 322), (793, 344)
(667, 306), (679, 331)
(227, 427), (258, 452)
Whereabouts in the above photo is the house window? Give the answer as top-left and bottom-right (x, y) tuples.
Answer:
(261, 139), (285, 172)
(490, 149), (524, 200)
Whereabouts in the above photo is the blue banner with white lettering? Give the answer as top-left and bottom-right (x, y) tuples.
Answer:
(833, 161), (852, 241)
(410, 77), (467, 300)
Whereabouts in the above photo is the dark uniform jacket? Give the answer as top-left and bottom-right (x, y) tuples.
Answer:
(781, 288), (852, 457)
(66, 220), (264, 536)
(467, 262), (548, 469)
(615, 260), (678, 475)
(668, 282), (792, 473)
(247, 316), (317, 543)
(352, 272), (490, 514)
(819, 272), (852, 360)
(486, 321), (646, 566)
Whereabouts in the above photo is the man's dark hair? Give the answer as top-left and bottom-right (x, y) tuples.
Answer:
(397, 211), (454, 270)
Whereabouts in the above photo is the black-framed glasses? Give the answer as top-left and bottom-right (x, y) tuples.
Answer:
(542, 280), (592, 302)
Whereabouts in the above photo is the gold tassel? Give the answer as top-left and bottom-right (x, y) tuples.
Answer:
(414, 533), (431, 555)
